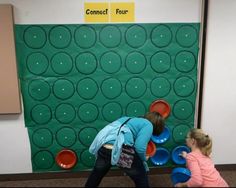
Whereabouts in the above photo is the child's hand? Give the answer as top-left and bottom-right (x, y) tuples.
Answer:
(175, 183), (182, 187)
(180, 151), (187, 158)
(175, 183), (184, 187)
(175, 182), (187, 187)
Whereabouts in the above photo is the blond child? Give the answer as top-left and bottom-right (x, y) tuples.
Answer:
(175, 128), (228, 187)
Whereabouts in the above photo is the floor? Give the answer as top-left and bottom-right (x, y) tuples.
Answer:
(0, 170), (235, 187)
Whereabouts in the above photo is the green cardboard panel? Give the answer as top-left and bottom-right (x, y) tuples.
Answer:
(15, 23), (200, 172)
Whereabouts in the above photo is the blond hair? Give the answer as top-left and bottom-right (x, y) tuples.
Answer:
(189, 128), (212, 157)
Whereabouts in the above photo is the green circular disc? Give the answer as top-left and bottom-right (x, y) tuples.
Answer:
(55, 103), (76, 124)
(125, 77), (147, 98)
(151, 25), (172, 47)
(175, 51), (196, 73)
(53, 79), (75, 100)
(75, 25), (96, 48)
(51, 52), (73, 75)
(78, 103), (99, 123)
(100, 51), (121, 74)
(77, 78), (98, 99)
(125, 25), (147, 48)
(174, 76), (195, 97)
(75, 52), (97, 74)
(78, 127), (98, 147)
(150, 51), (171, 73)
(100, 25), (121, 48)
(24, 26), (46, 49)
(150, 77), (171, 97)
(102, 102), (122, 122)
(31, 104), (52, 124)
(80, 149), (96, 167)
(33, 150), (54, 169)
(176, 25), (197, 47)
(56, 127), (77, 147)
(32, 128), (53, 148)
(125, 52), (146, 74)
(173, 100), (193, 120)
(126, 101), (146, 117)
(28, 79), (50, 101)
(101, 78), (122, 99)
(27, 52), (49, 75)
(49, 26), (71, 48)
(173, 124), (191, 143)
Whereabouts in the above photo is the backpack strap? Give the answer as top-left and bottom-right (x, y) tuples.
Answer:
(117, 117), (132, 136)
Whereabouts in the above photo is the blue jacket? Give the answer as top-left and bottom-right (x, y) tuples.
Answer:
(89, 116), (153, 165)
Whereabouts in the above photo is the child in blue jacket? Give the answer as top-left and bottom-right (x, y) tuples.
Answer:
(85, 111), (165, 187)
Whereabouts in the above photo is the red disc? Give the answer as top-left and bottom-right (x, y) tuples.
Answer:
(56, 149), (77, 169)
(150, 100), (171, 118)
(146, 141), (156, 157)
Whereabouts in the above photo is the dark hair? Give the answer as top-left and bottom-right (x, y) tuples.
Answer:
(144, 111), (165, 136)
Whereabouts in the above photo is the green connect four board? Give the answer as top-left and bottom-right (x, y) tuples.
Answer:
(15, 23), (200, 172)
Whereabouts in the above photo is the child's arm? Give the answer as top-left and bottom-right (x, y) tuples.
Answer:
(185, 153), (203, 187)
(134, 125), (153, 161)
(174, 153), (203, 187)
(174, 182), (187, 187)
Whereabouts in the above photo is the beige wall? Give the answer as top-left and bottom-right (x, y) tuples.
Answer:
(201, 0), (236, 164)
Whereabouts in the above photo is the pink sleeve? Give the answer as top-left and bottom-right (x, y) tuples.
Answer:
(186, 153), (203, 187)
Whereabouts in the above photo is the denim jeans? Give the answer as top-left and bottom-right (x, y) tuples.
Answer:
(85, 146), (149, 187)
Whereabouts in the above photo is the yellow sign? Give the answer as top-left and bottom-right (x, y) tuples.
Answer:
(84, 2), (135, 23)
(84, 3), (109, 23)
(111, 2), (135, 22)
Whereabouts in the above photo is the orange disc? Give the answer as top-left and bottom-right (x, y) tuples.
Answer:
(150, 100), (171, 118)
(146, 141), (156, 157)
(56, 149), (77, 169)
